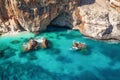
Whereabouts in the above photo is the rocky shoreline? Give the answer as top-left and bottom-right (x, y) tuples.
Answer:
(78, 0), (120, 41)
(0, 0), (120, 41)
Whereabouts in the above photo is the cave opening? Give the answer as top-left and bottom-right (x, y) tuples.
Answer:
(45, 25), (71, 33)
(46, 12), (74, 33)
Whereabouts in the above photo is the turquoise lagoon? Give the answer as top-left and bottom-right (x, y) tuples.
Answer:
(0, 26), (120, 80)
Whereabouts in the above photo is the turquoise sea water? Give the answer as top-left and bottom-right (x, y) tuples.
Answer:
(0, 26), (120, 80)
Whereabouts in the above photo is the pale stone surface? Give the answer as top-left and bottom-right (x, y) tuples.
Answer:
(78, 0), (120, 40)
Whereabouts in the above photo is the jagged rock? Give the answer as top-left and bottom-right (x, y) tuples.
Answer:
(23, 38), (39, 52)
(0, 0), (80, 34)
(72, 41), (86, 50)
(77, 0), (120, 40)
(22, 37), (50, 52)
(110, 0), (120, 12)
(0, 0), (120, 41)
(40, 38), (50, 49)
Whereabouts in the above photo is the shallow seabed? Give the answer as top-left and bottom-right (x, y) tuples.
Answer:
(0, 26), (120, 80)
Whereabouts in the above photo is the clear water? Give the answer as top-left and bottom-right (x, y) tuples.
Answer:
(0, 26), (120, 80)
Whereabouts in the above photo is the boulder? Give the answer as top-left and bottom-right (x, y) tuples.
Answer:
(72, 41), (86, 50)
(40, 38), (50, 49)
(22, 37), (50, 52)
(23, 38), (39, 52)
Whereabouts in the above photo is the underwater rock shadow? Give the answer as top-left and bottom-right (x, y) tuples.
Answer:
(0, 61), (55, 80)
(99, 44), (120, 62)
(10, 40), (21, 44)
(45, 47), (61, 55)
(73, 70), (100, 80)
(42, 25), (71, 33)
(19, 50), (38, 60)
(96, 67), (120, 80)
(0, 47), (16, 59)
(56, 55), (72, 63)
(0, 61), (91, 80)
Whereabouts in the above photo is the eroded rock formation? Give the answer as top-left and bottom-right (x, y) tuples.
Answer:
(0, 0), (80, 34)
(0, 0), (120, 40)
(78, 0), (120, 40)
(110, 0), (120, 12)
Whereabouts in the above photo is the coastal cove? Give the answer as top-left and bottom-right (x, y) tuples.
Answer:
(0, 26), (120, 80)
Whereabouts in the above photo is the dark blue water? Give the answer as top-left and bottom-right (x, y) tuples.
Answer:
(0, 26), (120, 80)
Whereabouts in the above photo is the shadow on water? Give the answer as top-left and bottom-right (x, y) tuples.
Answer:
(1, 61), (120, 80)
(0, 61), (94, 80)
(74, 71), (100, 80)
(43, 25), (71, 33)
(10, 40), (21, 44)
(56, 55), (72, 63)
(96, 67), (120, 80)
(0, 62), (55, 80)
(0, 47), (16, 59)
(19, 50), (38, 60)
(80, 47), (92, 55)
(45, 47), (61, 55)
(80, 0), (95, 6)
(99, 43), (120, 62)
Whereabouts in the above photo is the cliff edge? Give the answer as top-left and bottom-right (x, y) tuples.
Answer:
(78, 0), (120, 40)
(0, 0), (80, 33)
(0, 0), (120, 40)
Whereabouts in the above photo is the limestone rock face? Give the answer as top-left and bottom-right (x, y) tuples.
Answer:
(0, 0), (79, 34)
(51, 12), (73, 28)
(110, 0), (120, 12)
(78, 0), (120, 40)
(0, 0), (120, 40)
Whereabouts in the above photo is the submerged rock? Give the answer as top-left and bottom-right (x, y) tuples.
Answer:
(0, 47), (15, 59)
(72, 41), (86, 50)
(10, 40), (20, 44)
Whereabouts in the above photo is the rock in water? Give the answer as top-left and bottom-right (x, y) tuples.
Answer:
(23, 38), (39, 52)
(22, 37), (50, 52)
(72, 41), (86, 50)
(40, 38), (50, 49)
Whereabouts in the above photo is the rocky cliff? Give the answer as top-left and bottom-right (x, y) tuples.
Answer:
(0, 0), (120, 40)
(78, 0), (120, 40)
(0, 0), (80, 33)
